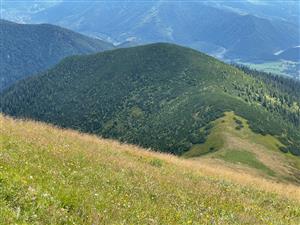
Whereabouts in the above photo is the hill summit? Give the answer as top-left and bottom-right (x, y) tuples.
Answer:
(1, 43), (300, 156)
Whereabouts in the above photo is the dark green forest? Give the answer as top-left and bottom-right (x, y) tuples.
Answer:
(0, 19), (114, 91)
(1, 43), (300, 155)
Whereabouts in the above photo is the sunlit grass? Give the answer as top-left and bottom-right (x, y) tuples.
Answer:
(185, 112), (300, 183)
(217, 150), (275, 176)
(1, 114), (300, 224)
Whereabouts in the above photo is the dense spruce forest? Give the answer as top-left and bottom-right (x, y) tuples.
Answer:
(0, 19), (114, 91)
(1, 43), (300, 156)
(233, 65), (300, 155)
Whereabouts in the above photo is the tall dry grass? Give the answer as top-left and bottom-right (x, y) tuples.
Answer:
(1, 114), (299, 202)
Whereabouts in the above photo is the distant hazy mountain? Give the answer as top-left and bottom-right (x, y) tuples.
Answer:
(2, 0), (299, 77)
(206, 0), (300, 25)
(0, 19), (114, 91)
(1, 0), (61, 23)
(27, 1), (299, 62)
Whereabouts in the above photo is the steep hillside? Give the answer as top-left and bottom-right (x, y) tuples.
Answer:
(1, 115), (300, 224)
(0, 19), (114, 91)
(1, 43), (300, 156)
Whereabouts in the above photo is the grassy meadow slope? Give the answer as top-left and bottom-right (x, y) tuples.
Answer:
(1, 43), (300, 156)
(1, 115), (300, 225)
(184, 112), (300, 184)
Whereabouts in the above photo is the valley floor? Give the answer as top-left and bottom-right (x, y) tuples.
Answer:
(239, 60), (300, 80)
(1, 114), (300, 224)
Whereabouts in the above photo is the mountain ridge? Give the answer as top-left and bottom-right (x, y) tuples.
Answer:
(0, 19), (114, 91)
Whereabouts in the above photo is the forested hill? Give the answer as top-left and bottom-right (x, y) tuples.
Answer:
(0, 19), (114, 91)
(1, 43), (300, 156)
